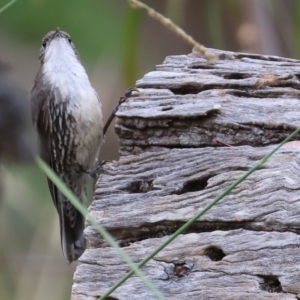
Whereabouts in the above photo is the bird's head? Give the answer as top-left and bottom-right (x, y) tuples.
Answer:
(39, 28), (80, 64)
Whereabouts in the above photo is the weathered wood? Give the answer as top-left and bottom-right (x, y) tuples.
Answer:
(73, 230), (300, 300)
(116, 49), (300, 155)
(85, 146), (300, 248)
(72, 49), (300, 299)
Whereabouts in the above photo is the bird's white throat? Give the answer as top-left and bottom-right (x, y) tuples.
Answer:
(42, 38), (92, 100)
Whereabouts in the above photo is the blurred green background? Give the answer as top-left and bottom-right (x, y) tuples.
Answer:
(0, 0), (299, 299)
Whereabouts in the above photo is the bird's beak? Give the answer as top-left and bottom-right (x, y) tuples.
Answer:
(53, 27), (61, 38)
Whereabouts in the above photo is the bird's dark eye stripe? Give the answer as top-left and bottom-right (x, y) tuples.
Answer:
(42, 38), (49, 48)
(68, 37), (72, 43)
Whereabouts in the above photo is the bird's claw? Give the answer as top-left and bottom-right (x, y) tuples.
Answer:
(87, 161), (106, 179)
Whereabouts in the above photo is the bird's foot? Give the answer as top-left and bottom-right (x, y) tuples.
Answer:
(86, 161), (106, 179)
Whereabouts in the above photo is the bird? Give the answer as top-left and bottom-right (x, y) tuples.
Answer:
(30, 28), (103, 263)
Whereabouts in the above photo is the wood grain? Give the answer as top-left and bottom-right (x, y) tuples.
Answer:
(72, 230), (300, 300)
(116, 49), (300, 155)
(72, 49), (300, 299)
(86, 146), (300, 247)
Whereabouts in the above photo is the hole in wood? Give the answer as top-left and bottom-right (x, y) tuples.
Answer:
(189, 63), (215, 69)
(161, 106), (173, 111)
(169, 86), (200, 95)
(296, 74), (300, 81)
(94, 296), (118, 300)
(176, 176), (210, 194)
(173, 263), (191, 277)
(204, 246), (226, 261)
(222, 73), (246, 80)
(127, 179), (154, 193)
(259, 275), (282, 293)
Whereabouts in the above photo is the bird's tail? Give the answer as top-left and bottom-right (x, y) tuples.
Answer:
(58, 194), (86, 263)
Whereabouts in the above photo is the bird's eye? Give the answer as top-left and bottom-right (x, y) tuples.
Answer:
(42, 41), (46, 48)
(68, 37), (72, 44)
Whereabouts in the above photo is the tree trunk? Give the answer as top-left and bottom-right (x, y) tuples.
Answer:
(71, 48), (300, 300)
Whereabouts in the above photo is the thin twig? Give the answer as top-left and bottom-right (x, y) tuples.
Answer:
(215, 139), (233, 147)
(127, 0), (216, 62)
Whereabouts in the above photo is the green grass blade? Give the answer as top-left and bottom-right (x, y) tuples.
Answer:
(35, 157), (166, 300)
(296, 0), (300, 57)
(100, 126), (300, 298)
(206, 0), (225, 49)
(121, 7), (141, 86)
(0, 0), (17, 14)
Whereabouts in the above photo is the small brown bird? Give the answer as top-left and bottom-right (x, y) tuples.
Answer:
(30, 29), (103, 263)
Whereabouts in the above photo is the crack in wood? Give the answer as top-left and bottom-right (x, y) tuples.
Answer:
(87, 220), (296, 249)
(174, 176), (211, 194)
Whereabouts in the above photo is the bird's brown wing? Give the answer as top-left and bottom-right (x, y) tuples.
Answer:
(30, 72), (58, 209)
(30, 77), (85, 262)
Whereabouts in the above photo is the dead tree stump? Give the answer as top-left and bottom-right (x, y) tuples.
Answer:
(71, 49), (300, 300)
